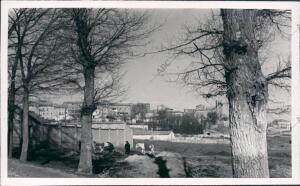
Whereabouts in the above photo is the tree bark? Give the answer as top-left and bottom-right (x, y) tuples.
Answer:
(77, 67), (95, 174)
(20, 88), (29, 162)
(8, 67), (17, 158)
(8, 44), (20, 158)
(221, 9), (269, 178)
(8, 87), (16, 158)
(8, 109), (14, 158)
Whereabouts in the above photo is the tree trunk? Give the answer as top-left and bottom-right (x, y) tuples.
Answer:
(20, 88), (29, 162)
(221, 9), (269, 177)
(8, 56), (19, 158)
(8, 89), (15, 158)
(77, 67), (95, 174)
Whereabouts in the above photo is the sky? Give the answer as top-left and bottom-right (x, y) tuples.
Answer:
(122, 9), (222, 111)
(121, 9), (291, 111)
(54, 9), (291, 113)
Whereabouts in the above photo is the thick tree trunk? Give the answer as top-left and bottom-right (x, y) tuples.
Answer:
(221, 9), (269, 177)
(8, 90), (15, 158)
(20, 88), (29, 162)
(77, 67), (95, 174)
(8, 57), (19, 158)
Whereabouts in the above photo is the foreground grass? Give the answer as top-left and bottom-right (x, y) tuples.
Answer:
(8, 135), (290, 178)
(134, 135), (291, 178)
(8, 159), (81, 178)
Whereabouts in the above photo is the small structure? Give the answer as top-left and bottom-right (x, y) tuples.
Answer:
(92, 122), (133, 148)
(133, 130), (175, 141)
(267, 119), (291, 136)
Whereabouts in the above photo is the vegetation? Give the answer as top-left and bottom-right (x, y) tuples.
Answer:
(8, 9), (66, 161)
(8, 8), (156, 174)
(149, 112), (203, 134)
(59, 9), (155, 174)
(131, 103), (149, 121)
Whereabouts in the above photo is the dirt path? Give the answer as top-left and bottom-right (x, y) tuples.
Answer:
(8, 159), (80, 178)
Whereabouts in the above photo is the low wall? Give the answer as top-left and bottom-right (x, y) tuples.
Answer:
(12, 109), (133, 152)
(37, 124), (133, 151)
(133, 134), (229, 144)
(172, 137), (230, 144)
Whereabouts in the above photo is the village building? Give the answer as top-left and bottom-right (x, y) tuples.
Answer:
(194, 104), (212, 118)
(194, 101), (228, 118)
(29, 102), (77, 121)
(30, 103), (66, 121)
(144, 111), (157, 122)
(128, 124), (149, 130)
(62, 101), (81, 120)
(110, 103), (132, 116)
(93, 103), (132, 122)
(93, 102), (151, 123)
(267, 119), (291, 134)
(184, 108), (195, 114)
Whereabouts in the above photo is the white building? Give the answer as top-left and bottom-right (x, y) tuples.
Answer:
(268, 119), (291, 134)
(133, 130), (175, 141)
(62, 102), (81, 119)
(128, 124), (148, 130)
(93, 103), (132, 121)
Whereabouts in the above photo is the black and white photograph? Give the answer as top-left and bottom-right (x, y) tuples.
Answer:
(1, 1), (299, 185)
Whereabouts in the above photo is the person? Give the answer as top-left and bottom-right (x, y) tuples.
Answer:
(149, 144), (155, 155)
(125, 141), (130, 155)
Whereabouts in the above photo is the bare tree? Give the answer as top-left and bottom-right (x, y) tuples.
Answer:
(7, 9), (27, 158)
(8, 8), (67, 161)
(61, 8), (155, 174)
(160, 9), (291, 177)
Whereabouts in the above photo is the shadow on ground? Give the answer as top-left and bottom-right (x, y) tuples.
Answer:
(153, 156), (170, 178)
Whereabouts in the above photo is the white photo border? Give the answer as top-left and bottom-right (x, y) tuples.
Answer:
(1, 1), (299, 185)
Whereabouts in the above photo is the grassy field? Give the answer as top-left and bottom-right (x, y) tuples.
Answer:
(134, 135), (291, 178)
(9, 135), (290, 178)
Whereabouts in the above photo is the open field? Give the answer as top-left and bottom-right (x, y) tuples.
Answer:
(133, 135), (291, 178)
(8, 135), (290, 178)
